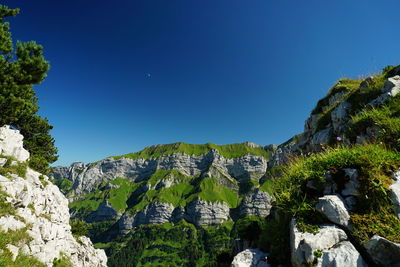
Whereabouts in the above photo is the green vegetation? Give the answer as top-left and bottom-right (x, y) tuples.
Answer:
(53, 178), (73, 194)
(52, 252), (73, 267)
(0, 156), (28, 178)
(349, 94), (400, 149)
(0, 5), (57, 174)
(106, 220), (235, 267)
(0, 226), (45, 267)
(259, 143), (400, 264)
(113, 142), (270, 160)
(70, 219), (89, 237)
(188, 177), (239, 208)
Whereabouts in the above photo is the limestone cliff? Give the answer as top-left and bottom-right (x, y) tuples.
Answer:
(0, 125), (107, 266)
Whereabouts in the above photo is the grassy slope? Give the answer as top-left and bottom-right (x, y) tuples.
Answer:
(112, 142), (270, 160)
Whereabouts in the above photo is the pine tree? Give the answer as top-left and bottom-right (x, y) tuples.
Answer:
(0, 5), (57, 173)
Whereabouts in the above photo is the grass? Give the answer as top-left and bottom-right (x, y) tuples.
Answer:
(187, 177), (239, 208)
(156, 182), (194, 207)
(53, 178), (73, 194)
(52, 252), (73, 267)
(0, 155), (28, 178)
(112, 142), (270, 160)
(348, 95), (400, 148)
(0, 226), (45, 267)
(259, 143), (400, 264)
(147, 169), (189, 186)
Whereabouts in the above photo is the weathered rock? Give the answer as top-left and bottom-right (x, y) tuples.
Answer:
(331, 101), (351, 133)
(0, 125), (107, 266)
(290, 220), (365, 267)
(315, 195), (351, 228)
(0, 125), (29, 162)
(239, 190), (273, 217)
(342, 168), (360, 197)
(52, 146), (268, 194)
(185, 198), (230, 226)
(133, 202), (175, 226)
(369, 75), (400, 106)
(311, 128), (332, 147)
(320, 241), (366, 267)
(231, 248), (270, 267)
(304, 114), (320, 134)
(364, 235), (400, 267)
(390, 171), (400, 219)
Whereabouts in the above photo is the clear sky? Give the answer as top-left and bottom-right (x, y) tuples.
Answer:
(4, 0), (400, 166)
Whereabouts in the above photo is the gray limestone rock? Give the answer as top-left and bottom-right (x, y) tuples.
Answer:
(0, 125), (107, 267)
(239, 190), (273, 217)
(342, 168), (360, 197)
(185, 198), (230, 226)
(315, 195), (351, 228)
(52, 147), (268, 195)
(331, 101), (351, 133)
(231, 248), (270, 267)
(364, 235), (400, 267)
(290, 220), (366, 267)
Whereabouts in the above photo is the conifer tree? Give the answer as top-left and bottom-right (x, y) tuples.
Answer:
(0, 5), (57, 173)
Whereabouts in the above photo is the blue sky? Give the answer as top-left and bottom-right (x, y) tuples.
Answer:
(4, 0), (400, 166)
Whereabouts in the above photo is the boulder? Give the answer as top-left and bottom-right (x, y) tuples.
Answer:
(0, 125), (29, 162)
(290, 220), (365, 267)
(231, 248), (270, 267)
(342, 168), (360, 197)
(315, 195), (351, 228)
(331, 101), (351, 133)
(369, 75), (400, 106)
(364, 235), (400, 267)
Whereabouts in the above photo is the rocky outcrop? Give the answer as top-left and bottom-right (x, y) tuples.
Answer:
(290, 220), (366, 267)
(239, 190), (273, 217)
(231, 249), (270, 267)
(52, 147), (268, 195)
(185, 198), (230, 226)
(0, 125), (107, 266)
(0, 125), (29, 161)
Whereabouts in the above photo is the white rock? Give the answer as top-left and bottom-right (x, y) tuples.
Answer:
(390, 171), (400, 219)
(231, 248), (270, 267)
(320, 241), (366, 267)
(0, 157), (7, 167)
(0, 216), (26, 232)
(369, 76), (400, 106)
(0, 125), (29, 162)
(0, 125), (107, 267)
(290, 220), (349, 267)
(315, 195), (351, 228)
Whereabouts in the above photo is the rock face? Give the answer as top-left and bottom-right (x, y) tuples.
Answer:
(239, 190), (273, 217)
(52, 148), (268, 195)
(86, 201), (121, 222)
(185, 198), (230, 226)
(290, 220), (366, 267)
(0, 125), (107, 266)
(231, 249), (270, 267)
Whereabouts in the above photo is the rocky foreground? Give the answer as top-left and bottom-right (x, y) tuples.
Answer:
(0, 125), (107, 266)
